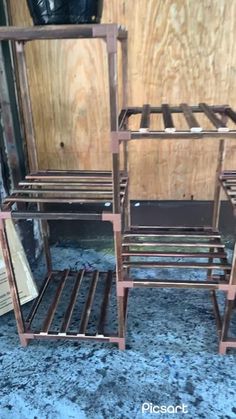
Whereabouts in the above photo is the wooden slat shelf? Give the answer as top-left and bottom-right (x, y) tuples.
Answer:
(3, 170), (128, 217)
(122, 227), (231, 285)
(23, 269), (126, 345)
(119, 103), (236, 139)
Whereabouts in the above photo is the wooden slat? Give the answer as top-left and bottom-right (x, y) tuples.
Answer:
(42, 269), (69, 333)
(132, 280), (222, 289)
(13, 188), (116, 195)
(124, 232), (221, 238)
(223, 186), (236, 191)
(223, 190), (236, 196)
(79, 271), (99, 334)
(119, 108), (128, 129)
(224, 107), (236, 124)
(26, 173), (113, 180)
(139, 104), (151, 132)
(25, 272), (53, 327)
(60, 270), (85, 334)
(180, 103), (202, 132)
(123, 261), (231, 270)
(199, 103), (229, 131)
(97, 271), (113, 335)
(29, 169), (113, 174)
(220, 170), (236, 179)
(122, 241), (225, 248)
(0, 24), (126, 41)
(5, 196), (117, 203)
(19, 181), (118, 187)
(122, 251), (227, 258)
(11, 211), (103, 220)
(161, 104), (176, 132)
(130, 225), (216, 231)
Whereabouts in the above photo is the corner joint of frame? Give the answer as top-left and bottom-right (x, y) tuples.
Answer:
(106, 26), (118, 53)
(102, 213), (121, 231)
(219, 284), (236, 300)
(0, 211), (12, 220)
(219, 341), (228, 355)
(227, 286), (236, 300)
(111, 131), (131, 153)
(117, 281), (133, 296)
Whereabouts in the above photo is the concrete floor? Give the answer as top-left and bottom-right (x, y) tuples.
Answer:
(0, 239), (236, 419)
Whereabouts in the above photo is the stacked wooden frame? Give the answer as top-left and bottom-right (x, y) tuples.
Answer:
(218, 170), (236, 353)
(118, 105), (236, 354)
(0, 24), (128, 349)
(1, 25), (236, 353)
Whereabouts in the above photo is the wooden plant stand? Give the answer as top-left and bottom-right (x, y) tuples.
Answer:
(0, 25), (236, 353)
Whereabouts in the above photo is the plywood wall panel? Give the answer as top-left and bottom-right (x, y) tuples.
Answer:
(9, 0), (236, 199)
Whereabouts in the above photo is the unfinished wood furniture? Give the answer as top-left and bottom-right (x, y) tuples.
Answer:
(0, 24), (128, 349)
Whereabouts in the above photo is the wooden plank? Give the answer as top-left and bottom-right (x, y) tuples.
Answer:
(225, 107), (236, 124)
(199, 103), (229, 132)
(180, 103), (202, 132)
(79, 271), (99, 334)
(139, 104), (151, 132)
(161, 104), (176, 132)
(0, 24), (126, 41)
(122, 251), (227, 258)
(123, 261), (231, 269)
(5, 196), (117, 203)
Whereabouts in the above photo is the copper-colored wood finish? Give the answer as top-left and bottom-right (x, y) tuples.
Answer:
(1, 20), (236, 353)
(0, 24), (128, 350)
(0, 24), (127, 41)
(119, 104), (236, 138)
(23, 270), (122, 342)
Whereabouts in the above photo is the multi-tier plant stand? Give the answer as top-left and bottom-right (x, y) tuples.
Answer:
(218, 170), (236, 353)
(0, 24), (128, 349)
(117, 104), (236, 354)
(1, 25), (236, 353)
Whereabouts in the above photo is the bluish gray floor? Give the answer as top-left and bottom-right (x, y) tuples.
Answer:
(0, 244), (236, 419)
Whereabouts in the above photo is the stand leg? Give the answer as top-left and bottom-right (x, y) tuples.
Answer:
(40, 219), (52, 273)
(15, 41), (38, 171)
(121, 37), (128, 174)
(212, 139), (225, 230)
(114, 231), (125, 343)
(219, 299), (234, 354)
(107, 31), (126, 349)
(121, 37), (130, 229)
(219, 243), (236, 353)
(38, 203), (52, 273)
(208, 140), (225, 334)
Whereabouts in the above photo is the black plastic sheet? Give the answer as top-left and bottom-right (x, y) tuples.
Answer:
(27, 0), (103, 25)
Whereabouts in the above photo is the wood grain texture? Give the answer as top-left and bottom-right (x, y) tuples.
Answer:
(9, 0), (236, 199)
